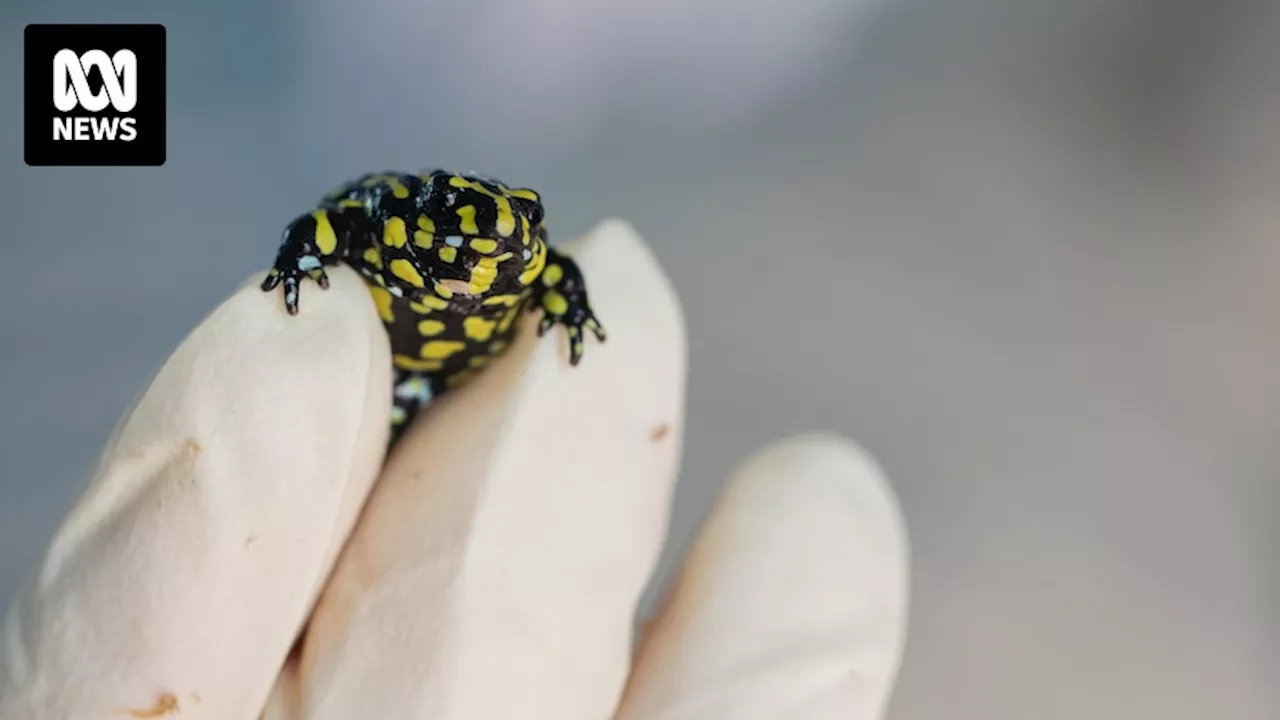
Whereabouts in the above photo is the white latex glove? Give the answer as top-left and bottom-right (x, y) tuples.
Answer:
(0, 220), (909, 720)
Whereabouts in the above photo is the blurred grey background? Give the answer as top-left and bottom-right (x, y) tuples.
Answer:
(3, 0), (1278, 717)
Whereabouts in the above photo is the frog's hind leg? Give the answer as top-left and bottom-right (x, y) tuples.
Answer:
(388, 369), (442, 447)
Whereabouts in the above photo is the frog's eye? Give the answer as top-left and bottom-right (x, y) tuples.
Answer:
(510, 191), (544, 225)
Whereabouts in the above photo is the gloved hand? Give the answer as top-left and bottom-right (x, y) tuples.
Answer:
(0, 220), (909, 719)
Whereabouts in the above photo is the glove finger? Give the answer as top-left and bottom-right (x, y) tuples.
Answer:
(616, 434), (910, 720)
(0, 267), (392, 720)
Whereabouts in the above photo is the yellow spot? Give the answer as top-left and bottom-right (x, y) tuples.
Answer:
(456, 205), (479, 235)
(388, 177), (410, 199)
(417, 214), (436, 234)
(362, 247), (383, 268)
(468, 257), (501, 294)
(541, 263), (563, 287)
(543, 290), (569, 316)
(389, 259), (425, 287)
(411, 295), (449, 312)
(383, 217), (407, 248)
(368, 286), (395, 323)
(509, 187), (539, 202)
(498, 303), (523, 333)
(448, 177), (517, 236)
(468, 354), (490, 369)
(463, 316), (496, 342)
(519, 240), (547, 285)
(445, 370), (476, 389)
(417, 319), (446, 336)
(483, 202), (513, 237)
(433, 282), (454, 299)
(414, 230), (433, 248)
(482, 294), (521, 307)
(394, 354), (444, 372)
(470, 238), (498, 254)
(438, 246), (457, 263)
(311, 210), (338, 255)
(421, 340), (465, 360)
(489, 339), (508, 354)
(362, 175), (385, 187)
(337, 198), (363, 209)
(496, 209), (515, 236)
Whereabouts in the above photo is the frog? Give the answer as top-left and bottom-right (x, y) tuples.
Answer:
(261, 169), (605, 445)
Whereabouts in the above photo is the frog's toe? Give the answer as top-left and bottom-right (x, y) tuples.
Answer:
(262, 262), (329, 315)
(583, 314), (607, 342)
(539, 307), (605, 366)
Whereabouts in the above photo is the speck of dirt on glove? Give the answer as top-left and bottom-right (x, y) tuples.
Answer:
(650, 424), (670, 442)
(120, 691), (179, 717)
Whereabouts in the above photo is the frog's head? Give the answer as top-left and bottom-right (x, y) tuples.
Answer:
(417, 170), (550, 302)
(426, 170), (545, 232)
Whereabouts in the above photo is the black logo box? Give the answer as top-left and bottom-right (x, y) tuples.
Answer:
(24, 24), (166, 167)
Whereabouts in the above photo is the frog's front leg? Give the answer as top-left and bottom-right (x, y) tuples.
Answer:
(534, 247), (606, 365)
(261, 209), (367, 314)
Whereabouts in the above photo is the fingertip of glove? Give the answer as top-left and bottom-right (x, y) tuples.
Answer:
(4, 267), (395, 719)
(567, 217), (687, 356)
(220, 265), (390, 369)
(619, 433), (910, 719)
(733, 433), (905, 527)
(721, 432), (910, 607)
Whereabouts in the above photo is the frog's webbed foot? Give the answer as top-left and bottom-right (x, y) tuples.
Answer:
(534, 248), (606, 366)
(261, 211), (348, 315)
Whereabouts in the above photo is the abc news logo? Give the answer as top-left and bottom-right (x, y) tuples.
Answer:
(53, 49), (139, 142)
(25, 24), (166, 166)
